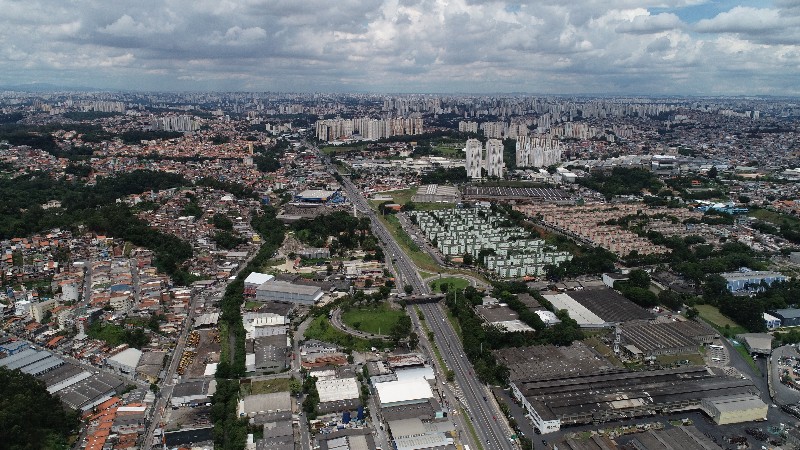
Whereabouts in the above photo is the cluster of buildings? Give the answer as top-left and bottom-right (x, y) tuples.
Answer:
(315, 117), (424, 142)
(515, 135), (563, 168)
(410, 206), (572, 278)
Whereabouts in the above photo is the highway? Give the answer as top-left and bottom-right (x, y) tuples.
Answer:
(314, 144), (515, 449)
(418, 301), (515, 450)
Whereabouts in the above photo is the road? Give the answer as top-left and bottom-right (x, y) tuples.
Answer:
(142, 247), (259, 449)
(418, 302), (516, 450)
(313, 143), (514, 450)
(141, 282), (220, 449)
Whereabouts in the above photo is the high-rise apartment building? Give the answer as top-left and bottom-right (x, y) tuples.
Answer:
(315, 117), (423, 142)
(516, 136), (562, 168)
(465, 139), (484, 179)
(464, 138), (505, 179)
(485, 139), (504, 178)
(458, 121), (479, 133)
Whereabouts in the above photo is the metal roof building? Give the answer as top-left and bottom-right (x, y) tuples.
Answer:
(255, 280), (324, 305)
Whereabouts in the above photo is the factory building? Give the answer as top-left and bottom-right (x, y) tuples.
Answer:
(255, 280), (324, 305)
(701, 394), (768, 425)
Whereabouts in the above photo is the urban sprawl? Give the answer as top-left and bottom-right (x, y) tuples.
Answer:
(3, 92), (800, 450)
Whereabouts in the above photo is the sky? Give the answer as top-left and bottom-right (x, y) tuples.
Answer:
(1, 0), (798, 95)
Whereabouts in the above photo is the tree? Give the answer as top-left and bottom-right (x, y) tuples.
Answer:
(212, 213), (234, 231)
(445, 369), (455, 382)
(439, 282), (450, 294)
(404, 284), (413, 295)
(408, 331), (419, 349)
(462, 252), (474, 266)
(686, 307), (699, 319)
(707, 166), (718, 179)
(0, 367), (77, 450)
(390, 315), (412, 343)
(627, 269), (650, 289)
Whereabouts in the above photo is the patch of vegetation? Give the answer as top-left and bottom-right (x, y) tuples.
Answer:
(577, 167), (663, 200)
(694, 304), (748, 336)
(304, 315), (374, 351)
(87, 322), (150, 349)
(429, 276), (471, 293)
(341, 301), (408, 336)
(0, 367), (78, 450)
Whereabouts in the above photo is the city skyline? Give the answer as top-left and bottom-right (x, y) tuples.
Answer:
(0, 0), (798, 95)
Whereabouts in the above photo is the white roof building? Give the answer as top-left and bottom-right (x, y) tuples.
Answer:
(245, 272), (275, 287)
(374, 366), (435, 408)
(106, 348), (142, 377)
(316, 377), (360, 403)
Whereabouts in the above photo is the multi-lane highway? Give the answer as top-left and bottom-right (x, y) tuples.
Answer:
(418, 301), (515, 449)
(315, 144), (515, 449)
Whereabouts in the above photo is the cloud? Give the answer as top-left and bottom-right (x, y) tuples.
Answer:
(616, 12), (684, 34)
(0, 0), (795, 94)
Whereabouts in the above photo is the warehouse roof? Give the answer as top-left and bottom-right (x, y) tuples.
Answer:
(257, 280), (323, 296)
(772, 308), (800, 320)
(245, 272), (275, 286)
(705, 394), (767, 413)
(108, 348), (142, 369)
(375, 378), (433, 407)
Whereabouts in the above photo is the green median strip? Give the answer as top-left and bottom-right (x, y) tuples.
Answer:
(417, 307), (448, 370)
(459, 407), (485, 450)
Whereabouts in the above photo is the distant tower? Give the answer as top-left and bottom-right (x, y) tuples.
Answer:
(248, 143), (254, 154)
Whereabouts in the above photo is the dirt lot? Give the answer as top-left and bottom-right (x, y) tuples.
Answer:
(182, 328), (222, 378)
(164, 405), (212, 431)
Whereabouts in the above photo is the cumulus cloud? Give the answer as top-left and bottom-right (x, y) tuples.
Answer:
(616, 12), (684, 34)
(0, 0), (796, 94)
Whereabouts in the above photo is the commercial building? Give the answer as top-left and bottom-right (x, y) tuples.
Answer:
(171, 379), (217, 408)
(721, 270), (786, 293)
(255, 280), (323, 305)
(737, 333), (773, 355)
(372, 366), (435, 408)
(770, 308), (800, 327)
(764, 312), (782, 330)
(244, 272), (275, 297)
(316, 377), (360, 403)
(240, 392), (292, 417)
(701, 394), (768, 425)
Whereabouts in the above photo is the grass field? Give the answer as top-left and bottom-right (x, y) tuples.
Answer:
(373, 188), (417, 205)
(749, 208), (800, 228)
(241, 378), (291, 396)
(432, 143), (464, 157)
(341, 301), (407, 335)
(695, 304), (748, 336)
(429, 276), (471, 293)
(304, 315), (374, 351)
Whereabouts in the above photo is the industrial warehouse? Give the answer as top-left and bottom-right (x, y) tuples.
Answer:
(509, 365), (766, 434)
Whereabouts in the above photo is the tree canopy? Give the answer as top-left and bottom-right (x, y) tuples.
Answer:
(0, 367), (78, 450)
